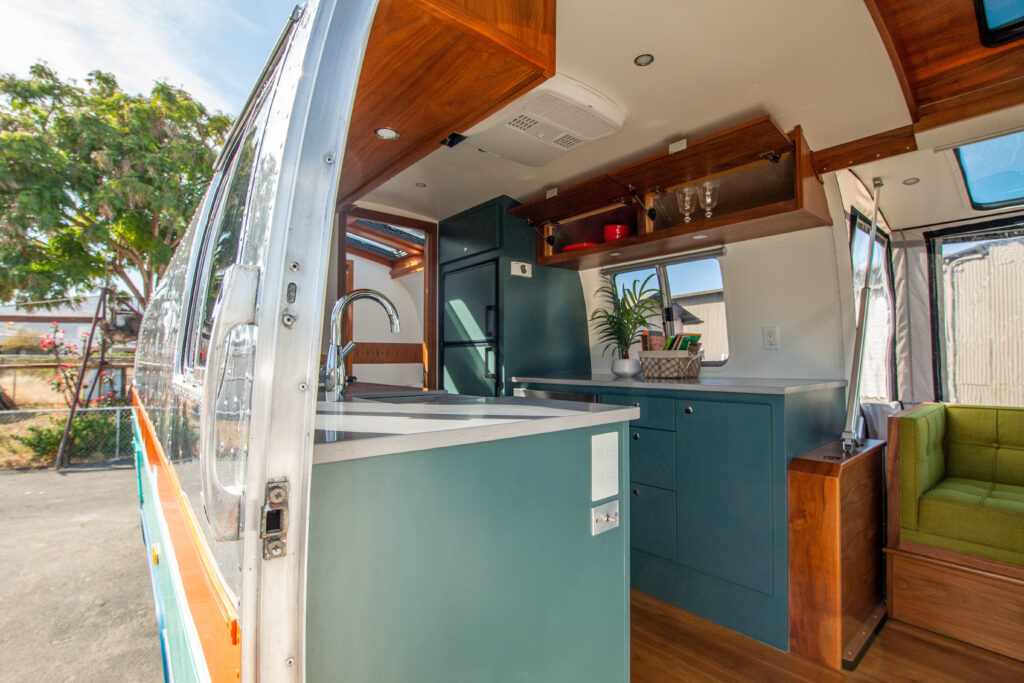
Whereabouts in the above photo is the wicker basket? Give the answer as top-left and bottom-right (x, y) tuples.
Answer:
(638, 350), (703, 379)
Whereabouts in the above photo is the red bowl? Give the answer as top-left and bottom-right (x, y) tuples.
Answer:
(562, 242), (598, 252)
(604, 224), (629, 242)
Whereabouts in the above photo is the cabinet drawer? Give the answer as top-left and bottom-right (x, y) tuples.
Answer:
(630, 483), (676, 562)
(439, 202), (501, 264)
(629, 428), (675, 491)
(601, 393), (675, 431)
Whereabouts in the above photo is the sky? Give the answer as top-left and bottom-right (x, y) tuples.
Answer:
(0, 0), (293, 116)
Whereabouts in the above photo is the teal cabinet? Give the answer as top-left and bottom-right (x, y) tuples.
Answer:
(442, 261), (497, 344)
(629, 427), (675, 491)
(676, 400), (773, 594)
(519, 379), (846, 651)
(630, 483), (676, 562)
(442, 344), (497, 396)
(601, 393), (675, 431)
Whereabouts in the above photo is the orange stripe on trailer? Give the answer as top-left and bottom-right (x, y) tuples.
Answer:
(133, 387), (242, 680)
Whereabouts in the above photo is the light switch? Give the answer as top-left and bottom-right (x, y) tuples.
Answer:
(591, 500), (620, 536)
(591, 432), (618, 501)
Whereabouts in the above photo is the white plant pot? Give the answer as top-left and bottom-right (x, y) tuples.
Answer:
(611, 358), (642, 378)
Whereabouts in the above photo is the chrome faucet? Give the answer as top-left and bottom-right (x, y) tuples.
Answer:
(322, 289), (401, 401)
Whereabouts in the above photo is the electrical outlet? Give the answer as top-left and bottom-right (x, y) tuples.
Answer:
(763, 325), (780, 350)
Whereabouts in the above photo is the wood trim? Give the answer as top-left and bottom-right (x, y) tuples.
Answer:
(811, 125), (918, 176)
(347, 220), (423, 255)
(390, 254), (424, 278)
(346, 244), (395, 268)
(348, 342), (423, 365)
(915, 76), (1024, 132)
(423, 223), (438, 389)
(894, 541), (1024, 584)
(0, 315), (95, 324)
(792, 126), (830, 223)
(343, 206), (437, 234)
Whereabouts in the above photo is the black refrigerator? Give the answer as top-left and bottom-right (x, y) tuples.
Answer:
(439, 196), (591, 397)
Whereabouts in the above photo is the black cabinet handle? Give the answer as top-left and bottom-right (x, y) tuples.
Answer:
(632, 489), (640, 497)
(632, 432), (640, 441)
(684, 406), (694, 415)
(484, 305), (497, 339)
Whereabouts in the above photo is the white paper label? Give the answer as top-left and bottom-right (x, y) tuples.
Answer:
(591, 432), (619, 501)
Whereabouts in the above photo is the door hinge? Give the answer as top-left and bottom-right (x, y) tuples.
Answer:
(261, 479), (289, 560)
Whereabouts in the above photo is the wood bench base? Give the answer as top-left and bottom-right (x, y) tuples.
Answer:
(885, 547), (1024, 662)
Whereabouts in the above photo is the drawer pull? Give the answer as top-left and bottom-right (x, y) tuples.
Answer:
(632, 488), (640, 497)
(632, 432), (640, 440)
(684, 406), (694, 415)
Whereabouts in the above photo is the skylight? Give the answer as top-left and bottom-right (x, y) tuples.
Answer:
(954, 129), (1024, 210)
(347, 233), (407, 259)
(973, 0), (1024, 45)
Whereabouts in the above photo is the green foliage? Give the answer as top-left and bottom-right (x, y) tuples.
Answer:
(0, 64), (232, 312)
(14, 411), (121, 463)
(590, 273), (661, 359)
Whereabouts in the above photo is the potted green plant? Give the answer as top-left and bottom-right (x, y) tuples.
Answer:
(590, 273), (661, 377)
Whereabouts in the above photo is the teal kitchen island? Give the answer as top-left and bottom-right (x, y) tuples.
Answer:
(306, 394), (638, 682)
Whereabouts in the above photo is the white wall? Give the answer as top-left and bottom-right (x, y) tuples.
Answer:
(323, 243), (425, 387)
(583, 180), (856, 381)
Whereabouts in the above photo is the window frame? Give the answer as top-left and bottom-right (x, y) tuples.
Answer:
(972, 0), (1024, 47)
(925, 215), (1024, 401)
(848, 207), (898, 402)
(604, 247), (729, 367)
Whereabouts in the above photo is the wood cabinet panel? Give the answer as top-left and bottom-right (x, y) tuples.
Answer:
(336, 0), (553, 204)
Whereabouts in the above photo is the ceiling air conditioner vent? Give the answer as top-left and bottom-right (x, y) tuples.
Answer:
(465, 74), (626, 167)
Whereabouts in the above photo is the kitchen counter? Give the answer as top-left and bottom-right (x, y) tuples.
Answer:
(313, 394), (638, 464)
(511, 373), (846, 395)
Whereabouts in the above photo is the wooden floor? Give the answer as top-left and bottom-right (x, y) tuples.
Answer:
(630, 590), (1024, 682)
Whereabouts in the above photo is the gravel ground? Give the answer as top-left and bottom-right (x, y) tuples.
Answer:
(0, 465), (163, 682)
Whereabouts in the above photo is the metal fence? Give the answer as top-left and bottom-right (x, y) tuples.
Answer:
(0, 406), (136, 467)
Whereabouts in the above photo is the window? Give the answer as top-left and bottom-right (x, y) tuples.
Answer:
(973, 0), (1024, 46)
(928, 221), (1024, 407)
(954, 129), (1024, 210)
(609, 253), (728, 364)
(849, 209), (895, 402)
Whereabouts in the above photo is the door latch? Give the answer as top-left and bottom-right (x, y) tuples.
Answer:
(261, 479), (289, 560)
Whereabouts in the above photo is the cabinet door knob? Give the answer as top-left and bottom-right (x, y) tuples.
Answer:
(684, 406), (694, 415)
(632, 401), (640, 407)
(632, 432), (640, 440)
(632, 489), (640, 497)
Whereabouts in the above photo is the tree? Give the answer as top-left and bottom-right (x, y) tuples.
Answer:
(0, 64), (232, 314)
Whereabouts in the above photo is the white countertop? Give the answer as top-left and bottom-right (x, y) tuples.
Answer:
(511, 374), (847, 395)
(312, 395), (639, 464)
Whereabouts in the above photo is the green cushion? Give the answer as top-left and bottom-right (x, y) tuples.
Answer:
(899, 404), (946, 530)
(917, 478), (1024, 556)
(996, 410), (1024, 487)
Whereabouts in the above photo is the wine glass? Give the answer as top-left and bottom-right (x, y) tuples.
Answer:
(676, 186), (697, 223)
(697, 180), (719, 219)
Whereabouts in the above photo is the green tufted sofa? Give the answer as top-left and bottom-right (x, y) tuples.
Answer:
(897, 403), (1024, 566)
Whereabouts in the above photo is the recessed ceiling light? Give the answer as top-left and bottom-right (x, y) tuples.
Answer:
(610, 252), (621, 257)
(374, 127), (400, 140)
(692, 234), (708, 240)
(415, 182), (427, 188)
(902, 177), (920, 185)
(634, 54), (654, 67)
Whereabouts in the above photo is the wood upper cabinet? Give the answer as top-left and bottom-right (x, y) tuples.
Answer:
(509, 117), (831, 270)
(336, 0), (556, 205)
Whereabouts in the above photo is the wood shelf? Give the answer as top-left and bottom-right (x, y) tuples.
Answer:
(517, 120), (830, 270)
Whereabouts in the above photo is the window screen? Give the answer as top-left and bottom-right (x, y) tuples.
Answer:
(849, 209), (895, 401)
(929, 223), (1024, 406)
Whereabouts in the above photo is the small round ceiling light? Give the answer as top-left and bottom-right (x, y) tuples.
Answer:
(692, 234), (708, 240)
(902, 177), (920, 186)
(634, 53), (655, 67)
(374, 127), (400, 140)
(610, 252), (622, 257)
(414, 182), (427, 188)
